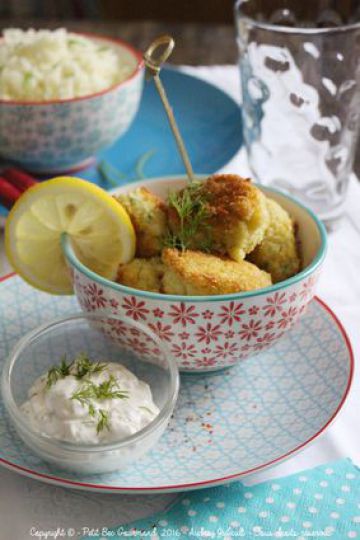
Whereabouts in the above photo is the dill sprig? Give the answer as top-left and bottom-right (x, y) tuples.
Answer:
(96, 409), (111, 434)
(165, 181), (213, 252)
(73, 353), (106, 380)
(139, 405), (154, 415)
(71, 375), (129, 433)
(67, 37), (85, 47)
(46, 356), (73, 388)
(71, 375), (129, 404)
(46, 353), (106, 388)
(98, 160), (127, 188)
(135, 149), (156, 179)
(46, 356), (129, 433)
(98, 150), (156, 188)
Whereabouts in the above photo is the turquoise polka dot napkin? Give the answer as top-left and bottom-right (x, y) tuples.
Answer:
(82, 459), (359, 539)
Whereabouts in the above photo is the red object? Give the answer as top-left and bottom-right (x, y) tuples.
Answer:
(0, 177), (22, 209)
(3, 167), (37, 192)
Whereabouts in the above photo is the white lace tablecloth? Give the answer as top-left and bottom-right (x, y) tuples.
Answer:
(0, 66), (359, 540)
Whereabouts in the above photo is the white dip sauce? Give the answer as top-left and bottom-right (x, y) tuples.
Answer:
(21, 358), (159, 444)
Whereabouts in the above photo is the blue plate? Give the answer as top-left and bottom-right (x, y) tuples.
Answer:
(0, 68), (243, 218)
(0, 275), (353, 493)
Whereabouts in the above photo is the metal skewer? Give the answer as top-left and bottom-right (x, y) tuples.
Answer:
(143, 35), (195, 184)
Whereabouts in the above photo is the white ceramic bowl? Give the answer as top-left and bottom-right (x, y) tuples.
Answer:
(1, 312), (179, 474)
(0, 32), (144, 174)
(64, 176), (327, 373)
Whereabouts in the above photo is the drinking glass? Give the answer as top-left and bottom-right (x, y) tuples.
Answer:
(235, 0), (360, 227)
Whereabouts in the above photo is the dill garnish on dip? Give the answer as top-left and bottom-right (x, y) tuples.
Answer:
(21, 354), (159, 444)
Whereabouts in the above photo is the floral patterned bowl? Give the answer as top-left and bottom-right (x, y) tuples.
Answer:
(63, 176), (327, 373)
(0, 33), (144, 174)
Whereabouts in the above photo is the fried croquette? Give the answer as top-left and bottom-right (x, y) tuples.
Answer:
(115, 187), (168, 257)
(117, 257), (165, 293)
(248, 198), (300, 283)
(167, 174), (269, 261)
(161, 248), (272, 296)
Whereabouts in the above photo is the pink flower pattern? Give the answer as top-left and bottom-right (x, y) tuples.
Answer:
(195, 323), (222, 345)
(168, 303), (199, 327)
(84, 283), (108, 309)
(239, 320), (262, 341)
(299, 276), (316, 300)
(218, 301), (245, 326)
(153, 307), (164, 318)
(125, 337), (150, 355)
(75, 268), (318, 371)
(277, 307), (298, 329)
(195, 357), (217, 368)
(148, 321), (174, 342)
(253, 332), (281, 351)
(171, 342), (197, 359)
(214, 342), (239, 358)
(262, 292), (287, 317)
(80, 295), (95, 312)
(110, 298), (119, 309)
(122, 296), (149, 321)
(106, 319), (129, 336)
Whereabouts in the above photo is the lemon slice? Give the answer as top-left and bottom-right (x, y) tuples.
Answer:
(5, 177), (135, 294)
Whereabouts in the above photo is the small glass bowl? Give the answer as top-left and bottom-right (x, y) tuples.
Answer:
(1, 312), (179, 474)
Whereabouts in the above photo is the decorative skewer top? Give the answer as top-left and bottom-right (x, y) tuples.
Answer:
(143, 35), (175, 78)
(143, 36), (195, 184)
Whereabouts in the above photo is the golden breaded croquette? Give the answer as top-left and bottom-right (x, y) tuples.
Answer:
(117, 258), (165, 293)
(115, 187), (168, 257)
(167, 175), (269, 261)
(204, 175), (270, 261)
(248, 198), (300, 283)
(162, 248), (271, 296)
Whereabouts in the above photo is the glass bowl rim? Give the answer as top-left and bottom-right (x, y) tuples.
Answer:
(1, 311), (180, 453)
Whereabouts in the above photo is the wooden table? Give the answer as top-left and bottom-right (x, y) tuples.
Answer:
(0, 19), (238, 65)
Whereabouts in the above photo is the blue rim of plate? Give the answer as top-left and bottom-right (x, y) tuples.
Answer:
(0, 285), (353, 493)
(0, 67), (244, 220)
